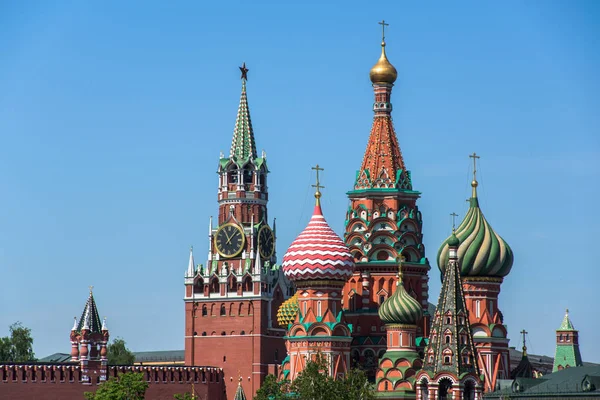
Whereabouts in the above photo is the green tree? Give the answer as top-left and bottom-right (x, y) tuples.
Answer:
(84, 372), (148, 400)
(254, 353), (374, 400)
(0, 322), (36, 362)
(107, 337), (135, 365)
(254, 374), (289, 400)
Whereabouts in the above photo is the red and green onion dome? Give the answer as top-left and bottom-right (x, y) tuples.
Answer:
(282, 201), (354, 282)
(277, 293), (299, 328)
(437, 182), (514, 278)
(378, 271), (422, 325)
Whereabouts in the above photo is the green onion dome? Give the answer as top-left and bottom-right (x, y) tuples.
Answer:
(437, 184), (514, 278)
(276, 293), (299, 328)
(378, 274), (422, 325)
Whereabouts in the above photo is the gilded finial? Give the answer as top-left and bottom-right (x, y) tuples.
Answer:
(520, 329), (528, 356)
(370, 20), (397, 84)
(469, 152), (481, 197)
(311, 164), (325, 206)
(89, 285), (94, 295)
(397, 255), (405, 282)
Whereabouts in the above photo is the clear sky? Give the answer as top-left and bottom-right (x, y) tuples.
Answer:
(1, 1), (598, 364)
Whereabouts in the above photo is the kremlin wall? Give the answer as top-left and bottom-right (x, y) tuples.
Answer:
(1, 23), (596, 400)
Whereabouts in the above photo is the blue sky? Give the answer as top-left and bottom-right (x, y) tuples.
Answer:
(0, 1), (598, 364)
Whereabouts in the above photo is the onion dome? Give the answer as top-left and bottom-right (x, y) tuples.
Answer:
(437, 176), (514, 278)
(282, 170), (354, 281)
(277, 293), (299, 328)
(370, 41), (397, 85)
(379, 269), (422, 325)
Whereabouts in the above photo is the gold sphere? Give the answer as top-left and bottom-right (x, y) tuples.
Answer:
(369, 42), (397, 84)
(471, 180), (478, 188)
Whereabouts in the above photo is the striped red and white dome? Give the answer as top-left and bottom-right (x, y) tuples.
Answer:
(282, 203), (354, 281)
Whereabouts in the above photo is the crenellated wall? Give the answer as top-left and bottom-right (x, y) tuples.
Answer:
(0, 363), (225, 400)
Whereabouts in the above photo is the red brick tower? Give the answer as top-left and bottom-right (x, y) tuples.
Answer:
(436, 154), (514, 392)
(280, 167), (355, 381)
(70, 287), (109, 384)
(184, 64), (291, 400)
(342, 21), (431, 379)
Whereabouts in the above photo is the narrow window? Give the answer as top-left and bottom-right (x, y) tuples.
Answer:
(317, 301), (322, 317)
(445, 335), (451, 344)
(332, 302), (336, 317)
(489, 300), (494, 316)
(476, 300), (481, 318)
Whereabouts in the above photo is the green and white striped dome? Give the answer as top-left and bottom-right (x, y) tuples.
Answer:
(437, 185), (513, 278)
(379, 273), (422, 325)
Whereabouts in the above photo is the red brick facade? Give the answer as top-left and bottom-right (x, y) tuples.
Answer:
(0, 363), (225, 400)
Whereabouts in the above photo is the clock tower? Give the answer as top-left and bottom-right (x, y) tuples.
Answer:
(184, 64), (291, 400)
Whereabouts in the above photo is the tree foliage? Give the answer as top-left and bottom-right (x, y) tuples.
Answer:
(254, 374), (289, 400)
(254, 353), (375, 400)
(107, 337), (135, 365)
(0, 322), (35, 362)
(84, 372), (148, 400)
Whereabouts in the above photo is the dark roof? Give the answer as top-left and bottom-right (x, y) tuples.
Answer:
(486, 366), (600, 398)
(38, 352), (72, 363)
(511, 354), (534, 379)
(77, 291), (103, 334)
(134, 350), (184, 363)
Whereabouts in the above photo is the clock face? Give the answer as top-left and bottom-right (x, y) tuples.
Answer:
(258, 225), (275, 259)
(214, 223), (245, 258)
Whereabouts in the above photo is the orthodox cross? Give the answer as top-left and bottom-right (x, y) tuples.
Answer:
(312, 164), (325, 197)
(239, 62), (249, 80)
(450, 212), (458, 231)
(520, 329), (528, 346)
(378, 20), (389, 42)
(469, 152), (481, 181)
(89, 285), (94, 294)
(520, 329), (528, 355)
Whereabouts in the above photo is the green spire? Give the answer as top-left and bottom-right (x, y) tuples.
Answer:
(558, 308), (575, 331)
(230, 63), (257, 161)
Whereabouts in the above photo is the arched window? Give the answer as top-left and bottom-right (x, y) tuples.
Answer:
(228, 166), (238, 184)
(202, 305), (207, 316)
(220, 304), (226, 316)
(317, 301), (322, 317)
(445, 335), (451, 344)
(240, 330), (245, 335)
(201, 332), (206, 336)
(379, 295), (386, 304)
(221, 331), (226, 336)
(444, 356), (451, 364)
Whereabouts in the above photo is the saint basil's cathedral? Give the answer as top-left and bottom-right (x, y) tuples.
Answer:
(183, 23), (515, 400)
(3, 22), (594, 400)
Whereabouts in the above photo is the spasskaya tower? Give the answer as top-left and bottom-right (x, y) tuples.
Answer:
(183, 64), (291, 400)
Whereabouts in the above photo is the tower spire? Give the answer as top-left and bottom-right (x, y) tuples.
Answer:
(230, 63), (257, 161)
(356, 22), (409, 191)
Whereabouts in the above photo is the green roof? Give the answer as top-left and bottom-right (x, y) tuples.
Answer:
(486, 366), (600, 398)
(558, 310), (576, 331)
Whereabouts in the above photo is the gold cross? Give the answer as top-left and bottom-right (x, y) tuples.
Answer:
(378, 20), (389, 42)
(450, 212), (458, 231)
(89, 285), (94, 294)
(469, 152), (481, 181)
(311, 164), (325, 199)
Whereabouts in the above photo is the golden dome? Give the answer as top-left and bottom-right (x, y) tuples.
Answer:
(369, 42), (397, 84)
